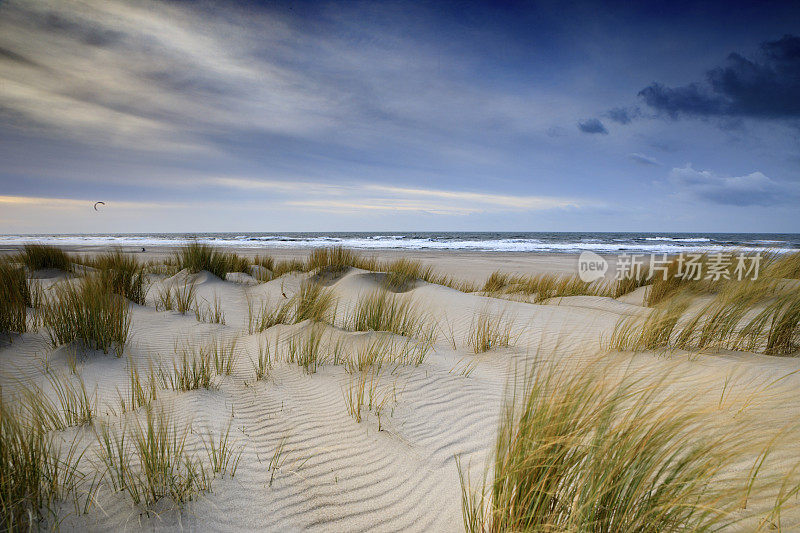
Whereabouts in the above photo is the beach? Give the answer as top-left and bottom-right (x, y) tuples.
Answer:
(1, 244), (799, 531)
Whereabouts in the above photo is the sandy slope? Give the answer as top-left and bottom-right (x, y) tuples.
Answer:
(2, 258), (800, 531)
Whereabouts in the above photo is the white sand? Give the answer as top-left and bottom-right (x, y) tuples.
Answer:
(1, 250), (799, 531)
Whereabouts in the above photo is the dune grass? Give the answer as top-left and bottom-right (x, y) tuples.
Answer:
(467, 308), (515, 353)
(458, 361), (790, 532)
(0, 259), (30, 335)
(117, 360), (159, 414)
(194, 293), (225, 324)
(91, 249), (148, 305)
(272, 258), (306, 278)
(1, 396), (88, 531)
(41, 275), (131, 357)
(174, 242), (250, 279)
(482, 271), (608, 302)
(347, 289), (433, 339)
(307, 246), (362, 275)
(202, 422), (242, 478)
(17, 244), (72, 272)
(162, 342), (215, 391)
(767, 250), (800, 279)
(613, 279), (800, 355)
(344, 366), (395, 430)
(16, 371), (96, 432)
(95, 408), (223, 509)
(294, 281), (337, 324)
(247, 296), (293, 334)
(252, 336), (272, 381)
(155, 280), (197, 314)
(286, 324), (326, 374)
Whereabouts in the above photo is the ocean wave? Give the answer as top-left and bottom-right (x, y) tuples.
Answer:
(0, 233), (795, 254)
(644, 237), (712, 242)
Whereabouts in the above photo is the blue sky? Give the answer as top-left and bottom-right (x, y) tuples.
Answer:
(0, 0), (798, 233)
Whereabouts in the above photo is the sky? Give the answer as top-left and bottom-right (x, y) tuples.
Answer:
(0, 0), (798, 234)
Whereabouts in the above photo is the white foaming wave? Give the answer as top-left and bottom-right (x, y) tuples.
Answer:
(0, 234), (794, 254)
(644, 237), (712, 242)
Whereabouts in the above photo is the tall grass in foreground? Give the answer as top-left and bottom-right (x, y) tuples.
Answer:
(767, 250), (800, 279)
(90, 249), (148, 305)
(95, 409), (238, 509)
(17, 244), (72, 271)
(467, 308), (515, 353)
(0, 259), (30, 335)
(41, 276), (131, 357)
(174, 242), (250, 279)
(459, 362), (794, 532)
(1, 395), (91, 531)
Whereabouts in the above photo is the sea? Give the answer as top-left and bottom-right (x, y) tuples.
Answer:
(1, 232), (798, 254)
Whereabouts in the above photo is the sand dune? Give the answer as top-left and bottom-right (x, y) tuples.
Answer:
(1, 249), (799, 531)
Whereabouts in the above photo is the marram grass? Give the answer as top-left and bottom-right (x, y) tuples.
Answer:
(459, 360), (798, 532)
(41, 275), (131, 357)
(174, 242), (250, 279)
(90, 249), (148, 305)
(17, 244), (72, 272)
(0, 259), (30, 335)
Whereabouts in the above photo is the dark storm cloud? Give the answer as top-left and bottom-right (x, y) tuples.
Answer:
(577, 118), (608, 134)
(639, 35), (800, 120)
(606, 106), (641, 124)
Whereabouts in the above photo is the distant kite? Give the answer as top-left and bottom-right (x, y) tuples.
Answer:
(93, 201), (105, 211)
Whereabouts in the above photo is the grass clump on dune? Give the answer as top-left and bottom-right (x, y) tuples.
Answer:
(1, 396), (89, 531)
(347, 289), (432, 339)
(92, 249), (148, 305)
(271, 258), (307, 278)
(41, 275), (131, 357)
(95, 409), (216, 509)
(307, 246), (361, 275)
(0, 259), (30, 335)
(458, 361), (790, 532)
(766, 250), (800, 279)
(467, 308), (515, 353)
(482, 271), (608, 302)
(17, 244), (72, 272)
(174, 242), (250, 279)
(294, 281), (337, 323)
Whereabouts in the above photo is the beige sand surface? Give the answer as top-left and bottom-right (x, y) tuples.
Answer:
(1, 248), (799, 531)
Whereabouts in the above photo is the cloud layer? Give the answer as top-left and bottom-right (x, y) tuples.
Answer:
(667, 165), (798, 206)
(639, 35), (800, 121)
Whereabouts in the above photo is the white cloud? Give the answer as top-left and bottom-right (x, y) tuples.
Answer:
(666, 164), (797, 206)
